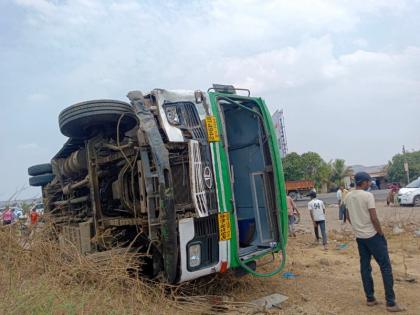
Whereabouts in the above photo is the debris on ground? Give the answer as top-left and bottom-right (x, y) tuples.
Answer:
(392, 224), (405, 235)
(396, 275), (417, 283)
(336, 243), (348, 250)
(282, 271), (299, 279)
(251, 293), (288, 310)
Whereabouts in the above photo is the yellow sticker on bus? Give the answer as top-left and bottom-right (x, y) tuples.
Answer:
(218, 212), (231, 241)
(205, 115), (220, 142)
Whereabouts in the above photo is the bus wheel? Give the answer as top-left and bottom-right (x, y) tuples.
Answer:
(59, 100), (138, 139)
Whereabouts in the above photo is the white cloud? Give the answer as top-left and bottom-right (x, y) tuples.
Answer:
(13, 0), (411, 50)
(17, 143), (39, 150)
(27, 93), (49, 103)
(11, 0), (415, 98)
(220, 36), (340, 93)
(3, 0), (420, 200)
(210, 38), (420, 97)
(14, 0), (57, 16)
(353, 38), (368, 48)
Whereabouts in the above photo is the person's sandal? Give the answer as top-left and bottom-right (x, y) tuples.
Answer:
(386, 304), (406, 312)
(367, 300), (379, 307)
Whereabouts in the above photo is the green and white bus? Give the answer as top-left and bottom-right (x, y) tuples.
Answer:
(28, 84), (288, 283)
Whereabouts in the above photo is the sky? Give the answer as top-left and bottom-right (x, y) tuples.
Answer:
(1, 0), (420, 199)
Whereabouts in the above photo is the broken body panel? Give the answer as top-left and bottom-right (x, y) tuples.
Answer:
(33, 86), (288, 283)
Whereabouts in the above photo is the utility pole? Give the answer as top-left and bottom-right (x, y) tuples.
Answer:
(402, 145), (410, 184)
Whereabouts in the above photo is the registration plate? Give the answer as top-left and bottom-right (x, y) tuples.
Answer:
(205, 115), (220, 142)
(218, 212), (231, 241)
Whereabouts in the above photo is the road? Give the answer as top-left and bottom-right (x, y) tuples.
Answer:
(295, 189), (389, 207)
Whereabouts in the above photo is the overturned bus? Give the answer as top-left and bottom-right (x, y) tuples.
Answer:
(28, 85), (288, 283)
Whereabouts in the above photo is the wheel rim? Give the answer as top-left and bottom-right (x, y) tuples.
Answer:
(414, 196), (420, 207)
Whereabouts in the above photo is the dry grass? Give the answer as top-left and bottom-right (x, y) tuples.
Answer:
(0, 223), (268, 315)
(3, 203), (418, 314)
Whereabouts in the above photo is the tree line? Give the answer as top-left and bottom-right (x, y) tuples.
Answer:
(387, 150), (420, 185)
(282, 149), (420, 190)
(281, 152), (351, 191)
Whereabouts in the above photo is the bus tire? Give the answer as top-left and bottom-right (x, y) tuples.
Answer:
(59, 100), (138, 139)
(29, 173), (55, 187)
(28, 163), (52, 176)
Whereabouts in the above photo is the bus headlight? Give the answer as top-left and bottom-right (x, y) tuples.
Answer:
(188, 243), (201, 268)
(165, 105), (180, 125)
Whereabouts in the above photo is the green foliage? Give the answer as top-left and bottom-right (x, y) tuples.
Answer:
(282, 152), (304, 181)
(300, 152), (324, 179)
(387, 150), (420, 184)
(317, 162), (333, 186)
(282, 152), (341, 190)
(330, 159), (352, 186)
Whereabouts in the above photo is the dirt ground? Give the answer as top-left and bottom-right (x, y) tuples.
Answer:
(241, 202), (420, 315)
(1, 202), (419, 315)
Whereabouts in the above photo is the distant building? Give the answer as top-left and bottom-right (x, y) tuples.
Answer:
(272, 110), (288, 158)
(349, 164), (388, 189)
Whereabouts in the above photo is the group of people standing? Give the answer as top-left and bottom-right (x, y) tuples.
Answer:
(1, 207), (39, 226)
(285, 172), (405, 312)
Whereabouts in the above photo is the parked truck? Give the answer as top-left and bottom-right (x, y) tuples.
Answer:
(285, 180), (315, 200)
(28, 85), (288, 283)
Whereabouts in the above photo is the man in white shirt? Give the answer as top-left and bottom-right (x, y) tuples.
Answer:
(337, 185), (349, 224)
(336, 186), (343, 204)
(345, 172), (404, 313)
(308, 191), (327, 250)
